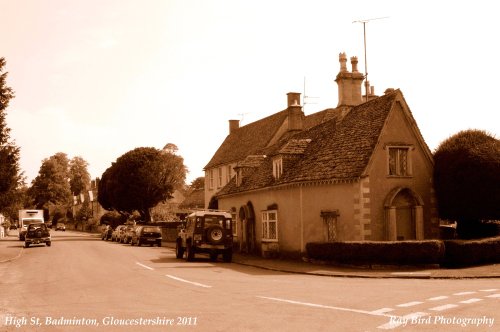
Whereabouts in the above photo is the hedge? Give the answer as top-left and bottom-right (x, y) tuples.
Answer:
(442, 237), (500, 267)
(306, 241), (445, 266)
(306, 237), (500, 267)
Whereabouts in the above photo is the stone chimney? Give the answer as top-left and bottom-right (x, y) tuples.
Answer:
(229, 119), (240, 134)
(335, 53), (365, 107)
(286, 92), (304, 131)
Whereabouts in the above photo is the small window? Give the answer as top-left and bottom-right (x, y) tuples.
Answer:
(262, 210), (278, 241)
(209, 169), (214, 189)
(388, 147), (411, 176)
(273, 157), (283, 179)
(217, 167), (222, 188)
(226, 165), (232, 183)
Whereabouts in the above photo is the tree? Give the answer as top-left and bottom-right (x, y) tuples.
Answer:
(98, 147), (187, 221)
(189, 177), (205, 191)
(28, 152), (72, 209)
(0, 57), (24, 212)
(69, 156), (91, 196)
(433, 129), (500, 238)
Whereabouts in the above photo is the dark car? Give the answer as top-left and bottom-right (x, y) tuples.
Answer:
(130, 226), (162, 247)
(25, 223), (51, 248)
(120, 225), (136, 244)
(176, 210), (233, 262)
(101, 225), (113, 240)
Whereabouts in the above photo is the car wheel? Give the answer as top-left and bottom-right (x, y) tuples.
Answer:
(206, 226), (224, 244)
(24, 243), (29, 248)
(175, 240), (184, 259)
(223, 250), (232, 263)
(46, 241), (51, 247)
(156, 241), (161, 247)
(186, 243), (194, 262)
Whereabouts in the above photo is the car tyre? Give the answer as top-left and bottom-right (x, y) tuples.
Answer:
(206, 226), (224, 245)
(24, 243), (29, 248)
(186, 243), (194, 262)
(46, 241), (51, 247)
(175, 240), (184, 259)
(223, 250), (232, 263)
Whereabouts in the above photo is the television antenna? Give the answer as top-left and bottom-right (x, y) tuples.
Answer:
(353, 16), (389, 101)
(303, 76), (319, 114)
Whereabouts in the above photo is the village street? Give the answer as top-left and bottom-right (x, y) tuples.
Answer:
(0, 231), (498, 332)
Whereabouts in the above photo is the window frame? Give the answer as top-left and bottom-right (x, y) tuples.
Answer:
(387, 146), (412, 177)
(261, 210), (278, 242)
(272, 156), (283, 179)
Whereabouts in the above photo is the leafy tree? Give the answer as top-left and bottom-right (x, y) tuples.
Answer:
(69, 156), (90, 196)
(98, 146), (187, 221)
(189, 177), (205, 191)
(28, 152), (72, 209)
(433, 129), (500, 238)
(0, 57), (24, 212)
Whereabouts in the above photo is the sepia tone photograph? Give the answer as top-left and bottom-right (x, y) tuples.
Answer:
(1, 1), (499, 331)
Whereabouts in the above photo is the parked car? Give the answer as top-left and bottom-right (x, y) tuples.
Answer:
(101, 225), (113, 240)
(55, 223), (66, 231)
(120, 225), (136, 244)
(111, 225), (126, 242)
(176, 210), (233, 262)
(25, 223), (51, 248)
(130, 226), (162, 247)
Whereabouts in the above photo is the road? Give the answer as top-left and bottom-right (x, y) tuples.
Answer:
(0, 230), (498, 331)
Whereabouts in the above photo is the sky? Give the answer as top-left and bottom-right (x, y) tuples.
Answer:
(1, 0), (499, 186)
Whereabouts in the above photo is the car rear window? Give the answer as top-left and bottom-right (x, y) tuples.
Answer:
(143, 227), (160, 233)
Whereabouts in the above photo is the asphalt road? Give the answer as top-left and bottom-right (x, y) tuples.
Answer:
(0, 231), (498, 331)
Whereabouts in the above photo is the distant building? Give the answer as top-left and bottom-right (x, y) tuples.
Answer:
(204, 53), (438, 257)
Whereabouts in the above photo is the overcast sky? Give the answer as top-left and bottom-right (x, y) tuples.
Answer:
(2, 0), (499, 185)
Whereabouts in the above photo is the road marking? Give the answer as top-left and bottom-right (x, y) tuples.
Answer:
(480, 289), (498, 292)
(396, 301), (423, 307)
(390, 272), (430, 276)
(165, 274), (212, 288)
(485, 293), (500, 298)
(377, 312), (428, 330)
(370, 308), (394, 315)
(136, 262), (154, 270)
(429, 304), (458, 311)
(459, 298), (482, 304)
(256, 296), (394, 318)
(453, 291), (476, 296)
(427, 296), (448, 301)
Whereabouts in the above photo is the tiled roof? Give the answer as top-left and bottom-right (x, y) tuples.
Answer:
(179, 188), (205, 209)
(216, 90), (401, 196)
(204, 110), (289, 169)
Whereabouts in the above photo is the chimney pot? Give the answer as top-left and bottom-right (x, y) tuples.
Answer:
(350, 56), (359, 72)
(287, 92), (301, 107)
(339, 52), (348, 72)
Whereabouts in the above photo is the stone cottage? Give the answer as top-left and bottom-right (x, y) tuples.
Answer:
(204, 53), (438, 257)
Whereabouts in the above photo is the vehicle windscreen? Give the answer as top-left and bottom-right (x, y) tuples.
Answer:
(204, 215), (231, 229)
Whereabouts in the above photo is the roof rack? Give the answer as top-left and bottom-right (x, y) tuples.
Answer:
(189, 208), (231, 213)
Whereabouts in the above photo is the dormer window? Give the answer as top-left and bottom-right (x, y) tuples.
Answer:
(273, 157), (283, 179)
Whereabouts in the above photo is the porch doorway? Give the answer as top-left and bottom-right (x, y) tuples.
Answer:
(385, 187), (424, 241)
(238, 202), (256, 254)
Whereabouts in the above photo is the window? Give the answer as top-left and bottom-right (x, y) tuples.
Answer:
(273, 157), (283, 179)
(262, 210), (278, 241)
(388, 147), (411, 176)
(209, 169), (214, 189)
(217, 167), (222, 188)
(226, 165), (232, 183)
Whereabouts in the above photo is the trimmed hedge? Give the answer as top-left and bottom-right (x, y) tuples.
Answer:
(306, 237), (500, 267)
(442, 237), (500, 267)
(306, 241), (445, 266)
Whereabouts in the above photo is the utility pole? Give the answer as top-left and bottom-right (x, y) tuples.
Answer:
(302, 77), (318, 114)
(353, 17), (389, 101)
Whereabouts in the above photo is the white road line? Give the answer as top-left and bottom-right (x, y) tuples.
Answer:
(370, 308), (394, 315)
(427, 296), (448, 301)
(396, 301), (423, 307)
(377, 312), (428, 330)
(485, 293), (500, 298)
(257, 296), (394, 318)
(165, 274), (212, 288)
(429, 304), (459, 311)
(453, 291), (476, 296)
(136, 262), (154, 270)
(459, 298), (482, 304)
(480, 289), (499, 292)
